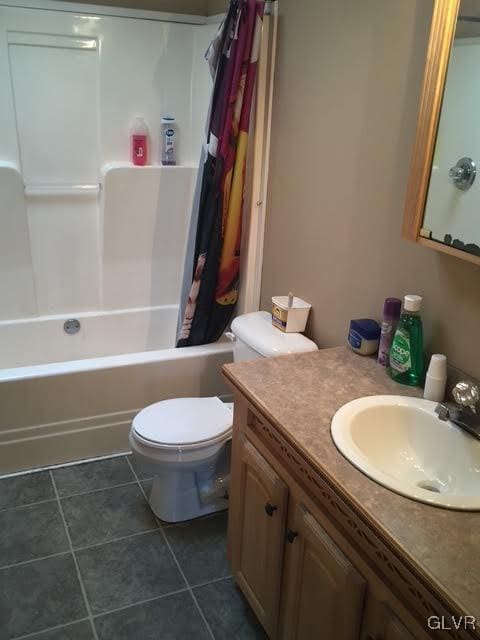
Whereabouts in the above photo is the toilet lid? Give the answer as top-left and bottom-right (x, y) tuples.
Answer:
(132, 397), (233, 446)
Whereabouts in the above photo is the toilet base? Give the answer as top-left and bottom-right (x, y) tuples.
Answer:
(146, 470), (228, 523)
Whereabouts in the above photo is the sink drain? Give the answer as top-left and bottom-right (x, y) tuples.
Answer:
(417, 480), (442, 493)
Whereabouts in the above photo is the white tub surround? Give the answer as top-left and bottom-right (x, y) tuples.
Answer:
(0, 5), (216, 320)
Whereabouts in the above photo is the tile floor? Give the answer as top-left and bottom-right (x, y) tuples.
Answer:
(0, 455), (266, 640)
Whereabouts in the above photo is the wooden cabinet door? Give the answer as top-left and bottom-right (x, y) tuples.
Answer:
(361, 601), (417, 640)
(363, 620), (415, 640)
(228, 436), (288, 637)
(280, 502), (366, 640)
(382, 616), (415, 640)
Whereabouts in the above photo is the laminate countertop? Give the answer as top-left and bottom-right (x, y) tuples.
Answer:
(223, 346), (480, 623)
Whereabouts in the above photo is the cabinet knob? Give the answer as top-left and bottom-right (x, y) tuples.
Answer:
(286, 529), (298, 543)
(264, 502), (278, 516)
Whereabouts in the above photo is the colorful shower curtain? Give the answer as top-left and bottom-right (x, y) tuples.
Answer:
(176, 0), (265, 347)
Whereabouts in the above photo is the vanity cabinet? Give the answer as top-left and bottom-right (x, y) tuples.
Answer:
(227, 395), (465, 640)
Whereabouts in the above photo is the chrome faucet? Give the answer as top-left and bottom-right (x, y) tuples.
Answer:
(435, 381), (480, 440)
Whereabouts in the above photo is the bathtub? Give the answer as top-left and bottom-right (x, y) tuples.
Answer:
(0, 305), (233, 473)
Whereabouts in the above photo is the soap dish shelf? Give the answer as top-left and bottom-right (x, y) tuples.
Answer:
(24, 183), (102, 197)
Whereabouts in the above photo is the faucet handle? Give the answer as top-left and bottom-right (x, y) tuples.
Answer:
(452, 381), (480, 414)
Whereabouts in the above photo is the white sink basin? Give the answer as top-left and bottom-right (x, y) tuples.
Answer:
(331, 396), (480, 510)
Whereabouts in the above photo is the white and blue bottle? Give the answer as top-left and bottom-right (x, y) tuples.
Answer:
(161, 116), (176, 165)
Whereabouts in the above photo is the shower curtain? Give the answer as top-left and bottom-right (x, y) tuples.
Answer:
(176, 0), (265, 347)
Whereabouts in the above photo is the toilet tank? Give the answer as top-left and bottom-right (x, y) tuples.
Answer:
(230, 311), (318, 362)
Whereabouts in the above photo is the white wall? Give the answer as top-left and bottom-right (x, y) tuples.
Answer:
(0, 4), (216, 319)
(423, 38), (480, 247)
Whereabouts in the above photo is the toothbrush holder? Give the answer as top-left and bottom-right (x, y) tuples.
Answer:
(271, 296), (311, 333)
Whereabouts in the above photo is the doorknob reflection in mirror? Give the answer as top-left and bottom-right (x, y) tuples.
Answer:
(448, 157), (476, 191)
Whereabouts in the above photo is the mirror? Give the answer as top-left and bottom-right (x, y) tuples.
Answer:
(403, 0), (480, 265)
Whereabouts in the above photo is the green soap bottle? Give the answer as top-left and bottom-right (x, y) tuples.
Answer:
(389, 295), (424, 386)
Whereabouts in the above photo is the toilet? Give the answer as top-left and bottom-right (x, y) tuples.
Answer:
(129, 311), (318, 522)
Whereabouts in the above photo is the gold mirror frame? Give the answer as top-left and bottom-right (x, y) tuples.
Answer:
(402, 0), (480, 267)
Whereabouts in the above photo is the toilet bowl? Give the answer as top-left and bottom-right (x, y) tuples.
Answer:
(129, 311), (318, 522)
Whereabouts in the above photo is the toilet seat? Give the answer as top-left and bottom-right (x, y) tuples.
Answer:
(132, 397), (233, 450)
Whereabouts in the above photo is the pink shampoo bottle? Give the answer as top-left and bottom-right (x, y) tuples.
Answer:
(131, 117), (148, 166)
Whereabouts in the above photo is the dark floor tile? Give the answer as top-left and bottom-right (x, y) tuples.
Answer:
(0, 471), (54, 509)
(0, 554), (87, 640)
(127, 454), (153, 480)
(0, 501), (69, 566)
(194, 578), (266, 639)
(27, 620), (94, 640)
(140, 479), (152, 498)
(62, 484), (157, 548)
(95, 591), (210, 640)
(52, 457), (135, 497)
(139, 481), (170, 527)
(76, 530), (184, 614)
(164, 512), (229, 585)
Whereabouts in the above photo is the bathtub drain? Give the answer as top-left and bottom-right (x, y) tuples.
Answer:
(64, 319), (81, 335)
